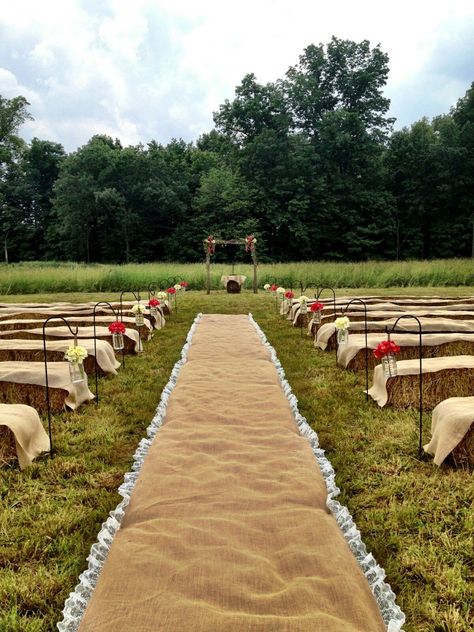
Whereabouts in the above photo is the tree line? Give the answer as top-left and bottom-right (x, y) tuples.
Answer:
(1, 37), (473, 264)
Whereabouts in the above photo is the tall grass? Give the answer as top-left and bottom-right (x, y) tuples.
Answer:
(0, 259), (473, 294)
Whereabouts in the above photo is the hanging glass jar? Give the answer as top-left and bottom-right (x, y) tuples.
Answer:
(381, 353), (398, 378)
(300, 302), (308, 314)
(135, 312), (145, 326)
(112, 332), (124, 350)
(69, 361), (87, 384)
(313, 310), (321, 324)
(337, 328), (349, 345)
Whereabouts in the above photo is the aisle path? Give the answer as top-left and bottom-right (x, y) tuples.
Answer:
(78, 314), (386, 631)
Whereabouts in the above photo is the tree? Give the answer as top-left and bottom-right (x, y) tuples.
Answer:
(0, 95), (33, 262)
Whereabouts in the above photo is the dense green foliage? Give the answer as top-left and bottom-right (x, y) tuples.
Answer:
(1, 37), (473, 263)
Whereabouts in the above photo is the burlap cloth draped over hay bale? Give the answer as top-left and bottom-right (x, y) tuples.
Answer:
(367, 356), (474, 410)
(315, 318), (474, 352)
(0, 339), (120, 376)
(0, 316), (151, 340)
(0, 326), (141, 354)
(0, 403), (50, 468)
(77, 314), (386, 632)
(0, 361), (94, 413)
(423, 397), (474, 467)
(337, 332), (474, 371)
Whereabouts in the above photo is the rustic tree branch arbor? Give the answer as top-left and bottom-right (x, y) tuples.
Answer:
(203, 235), (258, 294)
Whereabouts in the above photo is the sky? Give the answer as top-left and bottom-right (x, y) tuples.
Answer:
(1, 0), (473, 152)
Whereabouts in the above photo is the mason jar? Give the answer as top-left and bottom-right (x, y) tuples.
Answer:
(112, 333), (124, 351)
(337, 328), (349, 345)
(135, 312), (145, 326)
(69, 361), (86, 384)
(382, 353), (398, 378)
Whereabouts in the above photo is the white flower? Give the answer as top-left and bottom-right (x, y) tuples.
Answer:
(299, 295), (310, 303)
(64, 345), (88, 363)
(174, 283), (182, 291)
(263, 283), (271, 291)
(334, 316), (350, 330)
(276, 286), (286, 294)
(132, 303), (146, 314)
(157, 291), (167, 300)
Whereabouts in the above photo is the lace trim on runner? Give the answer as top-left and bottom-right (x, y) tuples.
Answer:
(248, 313), (406, 632)
(57, 313), (203, 632)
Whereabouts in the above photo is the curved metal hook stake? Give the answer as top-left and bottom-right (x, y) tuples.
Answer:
(42, 316), (79, 458)
(92, 301), (120, 403)
(342, 298), (369, 402)
(387, 314), (424, 458)
(317, 287), (337, 365)
(120, 290), (143, 351)
(148, 284), (158, 302)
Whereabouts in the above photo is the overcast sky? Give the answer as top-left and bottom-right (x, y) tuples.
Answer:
(1, 0), (473, 152)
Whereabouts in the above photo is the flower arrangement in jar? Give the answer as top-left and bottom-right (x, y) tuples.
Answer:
(373, 339), (401, 377)
(298, 295), (310, 314)
(108, 321), (126, 350)
(310, 301), (325, 324)
(131, 302), (146, 326)
(64, 344), (88, 383)
(334, 316), (350, 344)
(148, 297), (160, 318)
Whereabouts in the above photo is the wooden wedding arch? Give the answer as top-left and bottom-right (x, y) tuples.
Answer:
(203, 236), (258, 294)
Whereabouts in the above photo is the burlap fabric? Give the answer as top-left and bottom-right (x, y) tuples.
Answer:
(337, 332), (474, 368)
(0, 361), (94, 410)
(368, 356), (474, 407)
(221, 275), (247, 287)
(0, 339), (119, 374)
(78, 314), (385, 632)
(424, 397), (474, 465)
(315, 318), (474, 351)
(0, 325), (141, 353)
(0, 403), (50, 468)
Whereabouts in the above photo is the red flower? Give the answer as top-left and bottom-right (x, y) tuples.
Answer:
(310, 301), (324, 313)
(284, 291), (294, 299)
(373, 340), (401, 359)
(148, 298), (160, 307)
(179, 281), (188, 287)
(167, 287), (176, 295)
(270, 284), (278, 292)
(108, 321), (126, 334)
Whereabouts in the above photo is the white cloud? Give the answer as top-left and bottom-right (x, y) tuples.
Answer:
(0, 0), (473, 150)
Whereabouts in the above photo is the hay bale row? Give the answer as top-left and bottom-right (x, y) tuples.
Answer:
(0, 349), (109, 377)
(0, 425), (16, 467)
(0, 381), (68, 415)
(346, 339), (474, 371)
(385, 368), (474, 410)
(450, 424), (474, 468)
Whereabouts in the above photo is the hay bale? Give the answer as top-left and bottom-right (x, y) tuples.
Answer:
(0, 381), (68, 414)
(450, 424), (474, 468)
(0, 425), (16, 467)
(348, 340), (474, 371)
(0, 349), (108, 376)
(385, 368), (474, 410)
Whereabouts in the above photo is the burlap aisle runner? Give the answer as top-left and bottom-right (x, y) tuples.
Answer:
(59, 314), (404, 632)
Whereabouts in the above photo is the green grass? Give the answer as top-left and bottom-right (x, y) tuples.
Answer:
(0, 288), (473, 631)
(0, 259), (473, 294)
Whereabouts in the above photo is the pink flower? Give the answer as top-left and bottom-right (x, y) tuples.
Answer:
(148, 298), (160, 307)
(108, 321), (126, 334)
(310, 302), (324, 313)
(167, 287), (176, 295)
(284, 291), (294, 299)
(373, 340), (401, 359)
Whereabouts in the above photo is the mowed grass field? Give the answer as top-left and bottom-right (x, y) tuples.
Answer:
(0, 286), (473, 632)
